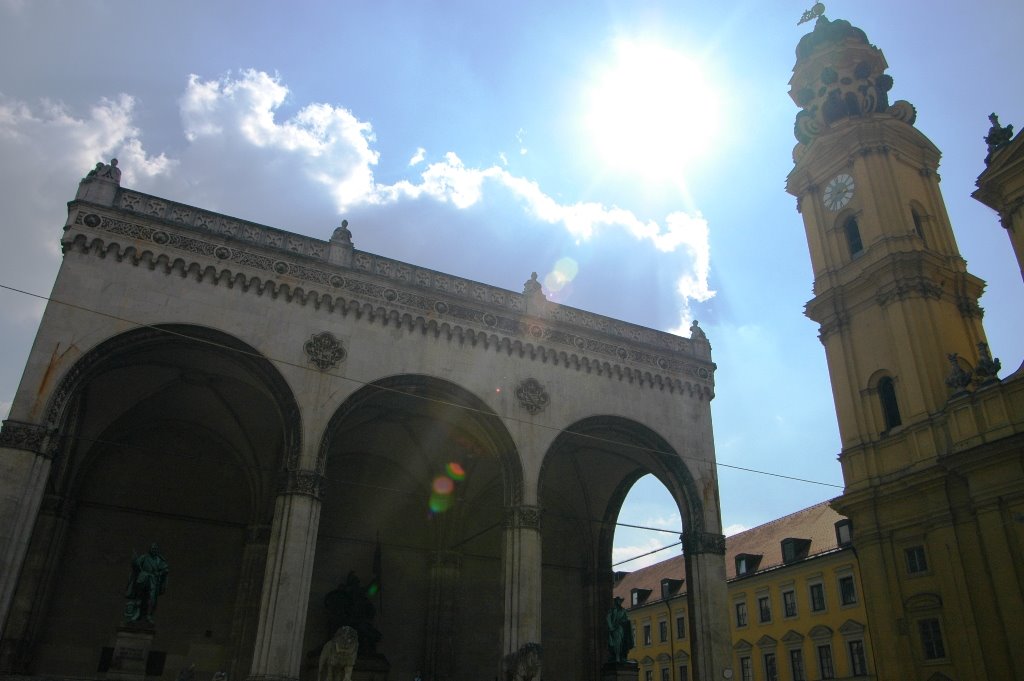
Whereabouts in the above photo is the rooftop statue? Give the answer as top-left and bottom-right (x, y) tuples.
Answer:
(984, 113), (1015, 163)
(86, 158), (122, 184)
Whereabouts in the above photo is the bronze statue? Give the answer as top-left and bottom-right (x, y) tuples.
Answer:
(124, 543), (169, 625)
(606, 596), (634, 663)
(985, 113), (1014, 163)
(324, 572), (382, 654)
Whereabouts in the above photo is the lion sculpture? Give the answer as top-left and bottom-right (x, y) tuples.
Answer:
(319, 626), (359, 681)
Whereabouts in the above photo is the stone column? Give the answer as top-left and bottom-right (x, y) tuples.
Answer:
(227, 524), (271, 680)
(684, 531), (731, 681)
(424, 550), (461, 680)
(501, 505), (542, 666)
(247, 470), (322, 681)
(0, 420), (53, 642)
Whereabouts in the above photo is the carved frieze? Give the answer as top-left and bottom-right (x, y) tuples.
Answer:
(304, 332), (347, 372)
(515, 378), (550, 415)
(0, 420), (50, 455)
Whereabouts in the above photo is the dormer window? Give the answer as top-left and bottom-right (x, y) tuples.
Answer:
(631, 588), (652, 607)
(735, 553), (763, 576)
(835, 519), (853, 546)
(660, 578), (684, 600)
(781, 538), (812, 564)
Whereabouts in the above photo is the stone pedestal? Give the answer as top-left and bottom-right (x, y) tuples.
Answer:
(106, 625), (155, 680)
(601, 662), (639, 681)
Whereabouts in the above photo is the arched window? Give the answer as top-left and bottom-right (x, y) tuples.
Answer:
(879, 377), (901, 430)
(845, 217), (864, 257)
(911, 208), (926, 245)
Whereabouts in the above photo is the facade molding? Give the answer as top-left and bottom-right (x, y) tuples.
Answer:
(0, 420), (50, 456)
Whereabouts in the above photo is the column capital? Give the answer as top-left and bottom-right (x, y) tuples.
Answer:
(0, 419), (52, 456)
(685, 530), (726, 555)
(276, 469), (323, 499)
(505, 504), (542, 530)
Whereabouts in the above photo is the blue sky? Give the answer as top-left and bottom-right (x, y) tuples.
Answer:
(1, 0), (1021, 570)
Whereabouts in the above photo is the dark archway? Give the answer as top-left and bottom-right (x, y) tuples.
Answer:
(3, 325), (301, 677)
(308, 375), (521, 681)
(539, 415), (704, 681)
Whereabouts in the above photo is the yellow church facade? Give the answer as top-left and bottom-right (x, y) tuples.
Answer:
(784, 10), (1024, 681)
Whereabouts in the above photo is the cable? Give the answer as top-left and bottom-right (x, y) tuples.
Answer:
(0, 280), (842, 492)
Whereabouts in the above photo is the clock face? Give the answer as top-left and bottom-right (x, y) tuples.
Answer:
(823, 173), (855, 212)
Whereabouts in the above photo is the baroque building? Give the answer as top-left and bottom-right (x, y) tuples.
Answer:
(615, 502), (871, 681)
(785, 10), (1024, 680)
(0, 163), (733, 680)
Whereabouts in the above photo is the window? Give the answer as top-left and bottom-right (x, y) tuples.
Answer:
(810, 583), (826, 612)
(739, 656), (753, 681)
(839, 576), (857, 605)
(912, 208), (926, 244)
(676, 615), (686, 639)
(848, 640), (868, 676)
(758, 595), (772, 623)
(879, 376), (901, 430)
(783, 590), (797, 618)
(661, 668), (670, 681)
(659, 620), (668, 643)
(678, 665), (688, 681)
(919, 618), (946, 660)
(834, 519), (853, 546)
(817, 644), (835, 680)
(643, 623), (652, 646)
(781, 538), (811, 563)
(763, 652), (779, 681)
(905, 546), (928, 574)
(789, 649), (806, 681)
(845, 216), (864, 256)
(645, 670), (653, 681)
(736, 601), (748, 627)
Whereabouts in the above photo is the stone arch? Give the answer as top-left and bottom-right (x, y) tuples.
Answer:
(7, 323), (302, 677)
(309, 374), (521, 681)
(537, 415), (706, 681)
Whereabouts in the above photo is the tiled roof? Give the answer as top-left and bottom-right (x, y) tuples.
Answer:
(614, 500), (845, 607)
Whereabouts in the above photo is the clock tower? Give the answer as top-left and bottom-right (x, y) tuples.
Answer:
(787, 10), (1024, 680)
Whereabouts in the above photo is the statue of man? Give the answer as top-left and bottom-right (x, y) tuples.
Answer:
(606, 596), (634, 663)
(125, 543), (169, 624)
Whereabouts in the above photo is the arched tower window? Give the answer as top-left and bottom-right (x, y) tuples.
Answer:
(911, 208), (926, 245)
(845, 216), (864, 257)
(879, 376), (901, 430)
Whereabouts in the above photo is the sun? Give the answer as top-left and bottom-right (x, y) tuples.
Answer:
(583, 39), (722, 183)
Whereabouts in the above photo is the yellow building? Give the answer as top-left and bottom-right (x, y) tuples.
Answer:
(785, 11), (1024, 681)
(615, 502), (871, 681)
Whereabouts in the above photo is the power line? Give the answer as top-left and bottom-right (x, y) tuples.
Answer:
(0, 281), (842, 492)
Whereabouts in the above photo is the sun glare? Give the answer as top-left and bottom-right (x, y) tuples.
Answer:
(584, 40), (722, 182)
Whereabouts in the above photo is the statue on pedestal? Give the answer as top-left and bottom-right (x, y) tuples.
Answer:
(124, 543), (169, 625)
(606, 596), (634, 663)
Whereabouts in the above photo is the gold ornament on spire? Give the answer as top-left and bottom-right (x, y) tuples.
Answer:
(798, 2), (826, 25)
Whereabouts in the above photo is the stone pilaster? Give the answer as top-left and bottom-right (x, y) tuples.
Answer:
(247, 470), (322, 681)
(0, 420), (53, 642)
(424, 550), (461, 680)
(683, 531), (732, 681)
(501, 505), (542, 662)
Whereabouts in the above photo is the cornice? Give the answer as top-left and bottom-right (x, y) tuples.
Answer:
(63, 204), (715, 400)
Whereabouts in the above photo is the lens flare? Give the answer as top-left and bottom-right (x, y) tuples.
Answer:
(433, 476), (455, 494)
(429, 492), (452, 513)
(447, 462), (466, 480)
(544, 257), (579, 293)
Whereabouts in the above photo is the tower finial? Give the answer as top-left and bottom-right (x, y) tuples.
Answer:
(798, 2), (825, 25)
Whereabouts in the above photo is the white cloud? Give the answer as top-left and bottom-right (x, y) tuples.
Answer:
(613, 537), (677, 570)
(723, 523), (748, 537)
(408, 147), (426, 166)
(179, 69), (379, 213)
(0, 400), (10, 419)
